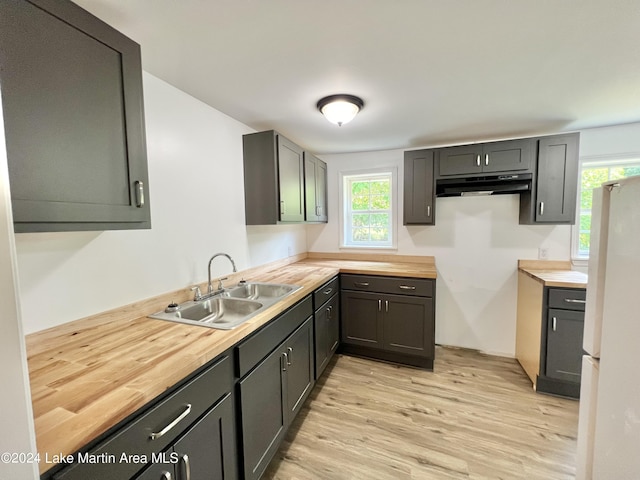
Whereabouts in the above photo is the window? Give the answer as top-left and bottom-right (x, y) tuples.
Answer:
(341, 170), (396, 248)
(574, 157), (640, 258)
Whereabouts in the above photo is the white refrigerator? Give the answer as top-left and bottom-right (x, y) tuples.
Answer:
(576, 175), (640, 479)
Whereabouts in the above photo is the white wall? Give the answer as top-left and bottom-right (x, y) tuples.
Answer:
(307, 149), (571, 357)
(16, 73), (307, 334)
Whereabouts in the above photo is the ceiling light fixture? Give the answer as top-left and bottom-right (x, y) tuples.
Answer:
(317, 94), (364, 127)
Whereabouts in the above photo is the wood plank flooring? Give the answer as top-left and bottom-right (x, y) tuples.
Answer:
(264, 346), (579, 480)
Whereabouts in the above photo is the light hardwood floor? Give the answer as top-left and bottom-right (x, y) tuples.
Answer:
(264, 346), (579, 480)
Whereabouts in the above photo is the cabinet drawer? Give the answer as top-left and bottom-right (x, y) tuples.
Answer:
(54, 355), (232, 480)
(313, 276), (339, 310)
(236, 296), (313, 378)
(548, 288), (586, 311)
(341, 274), (433, 297)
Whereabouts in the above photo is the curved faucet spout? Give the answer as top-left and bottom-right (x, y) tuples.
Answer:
(208, 253), (238, 294)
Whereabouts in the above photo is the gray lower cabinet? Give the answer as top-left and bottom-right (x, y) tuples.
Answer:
(341, 275), (435, 369)
(313, 278), (340, 379)
(304, 153), (328, 223)
(135, 393), (237, 480)
(52, 355), (236, 480)
(404, 149), (435, 225)
(520, 133), (580, 224)
(537, 287), (586, 398)
(236, 298), (314, 480)
(0, 0), (151, 232)
(436, 138), (534, 177)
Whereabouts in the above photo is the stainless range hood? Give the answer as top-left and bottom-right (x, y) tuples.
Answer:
(435, 173), (532, 197)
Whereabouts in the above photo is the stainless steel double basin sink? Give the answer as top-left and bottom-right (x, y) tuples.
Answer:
(149, 282), (302, 330)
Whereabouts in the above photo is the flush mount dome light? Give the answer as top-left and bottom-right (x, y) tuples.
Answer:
(317, 94), (364, 126)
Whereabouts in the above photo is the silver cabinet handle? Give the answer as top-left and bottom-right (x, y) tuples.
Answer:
(426, 205), (431, 217)
(354, 282), (369, 287)
(179, 454), (191, 480)
(385, 300), (389, 313)
(150, 404), (192, 440)
(160, 472), (172, 480)
(134, 180), (145, 207)
(327, 305), (333, 319)
(281, 352), (288, 371)
(378, 299), (382, 311)
(315, 205), (320, 216)
(323, 287), (333, 295)
(476, 154), (480, 167)
(287, 347), (293, 366)
(280, 200), (285, 215)
(485, 153), (489, 166)
(564, 298), (586, 304)
(399, 285), (416, 291)
(539, 201), (544, 216)
(552, 317), (557, 332)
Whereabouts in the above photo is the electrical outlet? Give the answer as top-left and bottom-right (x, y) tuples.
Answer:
(538, 247), (549, 260)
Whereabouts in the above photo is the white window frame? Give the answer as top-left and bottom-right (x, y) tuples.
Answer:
(339, 167), (398, 250)
(572, 153), (640, 263)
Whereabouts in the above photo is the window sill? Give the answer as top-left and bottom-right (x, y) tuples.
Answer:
(571, 258), (589, 269)
(340, 245), (398, 252)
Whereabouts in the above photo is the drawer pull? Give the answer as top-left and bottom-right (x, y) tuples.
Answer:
(564, 298), (586, 304)
(149, 404), (192, 440)
(180, 454), (191, 480)
(399, 285), (416, 291)
(354, 282), (369, 287)
(485, 153), (489, 166)
(476, 154), (481, 167)
(323, 287), (333, 295)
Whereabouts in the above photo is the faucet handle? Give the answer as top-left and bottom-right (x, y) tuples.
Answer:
(190, 285), (203, 301)
(217, 277), (228, 290)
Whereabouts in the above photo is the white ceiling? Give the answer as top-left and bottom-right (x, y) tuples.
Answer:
(75, 0), (640, 154)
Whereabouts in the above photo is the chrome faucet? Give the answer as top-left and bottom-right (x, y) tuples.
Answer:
(208, 253), (237, 295)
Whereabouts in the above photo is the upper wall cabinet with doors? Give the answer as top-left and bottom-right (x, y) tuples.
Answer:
(0, 0), (151, 233)
(243, 130), (327, 225)
(519, 133), (580, 224)
(403, 133), (579, 226)
(436, 138), (535, 177)
(404, 149), (435, 225)
(304, 152), (328, 222)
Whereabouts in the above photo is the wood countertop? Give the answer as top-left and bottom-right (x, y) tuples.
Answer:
(517, 260), (587, 289)
(26, 254), (436, 475)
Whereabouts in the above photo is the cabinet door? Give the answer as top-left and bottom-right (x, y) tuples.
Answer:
(314, 304), (330, 379)
(303, 153), (327, 222)
(437, 145), (483, 176)
(534, 134), (579, 223)
(404, 149), (435, 225)
(315, 294), (339, 379)
(277, 135), (305, 222)
(382, 294), (434, 358)
(481, 139), (533, 173)
(284, 317), (314, 423)
(546, 309), (584, 383)
(315, 158), (328, 222)
(172, 393), (238, 480)
(341, 291), (383, 348)
(239, 348), (286, 480)
(136, 461), (175, 480)
(0, 0), (150, 232)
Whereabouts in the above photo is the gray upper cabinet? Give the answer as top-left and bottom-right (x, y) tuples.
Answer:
(243, 130), (305, 224)
(304, 152), (328, 223)
(404, 149), (435, 225)
(437, 138), (534, 177)
(0, 0), (151, 232)
(519, 133), (580, 224)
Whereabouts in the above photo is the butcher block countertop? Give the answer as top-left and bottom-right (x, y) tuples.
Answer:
(26, 253), (436, 475)
(517, 260), (588, 289)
